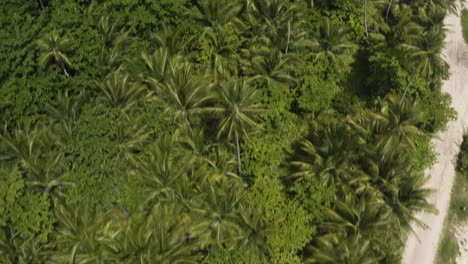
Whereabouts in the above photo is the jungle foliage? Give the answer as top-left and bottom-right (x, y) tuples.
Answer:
(0, 0), (459, 263)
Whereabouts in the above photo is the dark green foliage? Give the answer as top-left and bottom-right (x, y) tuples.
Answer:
(305, 234), (381, 264)
(202, 245), (262, 264)
(367, 51), (408, 96)
(242, 112), (308, 176)
(326, 0), (366, 42)
(0, 166), (54, 238)
(101, 0), (187, 34)
(246, 176), (315, 262)
(295, 58), (342, 113)
(0, 3), (47, 124)
(436, 230), (459, 264)
(290, 176), (335, 224)
(291, 120), (367, 187)
(0, 0), (455, 262)
(311, 17), (356, 67)
(65, 104), (120, 209)
(462, 9), (468, 44)
(451, 135), (468, 221)
(0, 1), (44, 82)
(8, 190), (54, 238)
(458, 135), (468, 173)
(419, 91), (457, 132)
(412, 133), (437, 171)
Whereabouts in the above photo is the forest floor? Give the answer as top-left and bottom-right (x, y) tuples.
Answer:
(402, 3), (468, 264)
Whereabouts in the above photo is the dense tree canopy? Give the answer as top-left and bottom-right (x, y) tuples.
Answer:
(0, 0), (457, 263)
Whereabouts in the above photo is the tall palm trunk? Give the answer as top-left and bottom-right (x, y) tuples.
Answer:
(399, 67), (418, 106)
(386, 0), (394, 19)
(235, 131), (242, 173)
(62, 67), (70, 77)
(58, 59), (70, 77)
(39, 0), (45, 9)
(381, 150), (387, 162)
(364, 0), (369, 37)
(285, 21), (291, 54)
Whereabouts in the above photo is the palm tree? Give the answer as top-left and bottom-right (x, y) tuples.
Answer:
(364, 0), (370, 37)
(429, 0), (458, 14)
(290, 121), (368, 188)
(37, 31), (73, 77)
(0, 124), (44, 176)
(237, 0), (310, 53)
(305, 233), (381, 264)
(237, 205), (272, 261)
(399, 27), (446, 103)
(190, 181), (245, 247)
(384, 0), (395, 19)
(394, 167), (436, 231)
(249, 0), (294, 25)
(95, 16), (129, 75)
(412, 4), (446, 32)
(141, 47), (171, 84)
(191, 0), (243, 31)
(178, 127), (242, 191)
(153, 63), (214, 125)
(323, 188), (391, 237)
(380, 4), (414, 41)
(213, 79), (264, 173)
(178, 125), (238, 179)
(97, 45), (126, 75)
(114, 121), (151, 164)
(136, 133), (195, 207)
(25, 157), (71, 207)
(202, 28), (241, 83)
(203, 143), (241, 183)
(109, 203), (201, 263)
(151, 25), (191, 59)
(250, 48), (296, 90)
(48, 90), (85, 140)
(97, 16), (128, 49)
(234, 7), (267, 50)
(51, 205), (107, 263)
(365, 157), (436, 234)
(17, 236), (52, 263)
(247, 0), (299, 50)
(361, 0), (391, 39)
(97, 69), (148, 112)
(312, 17), (355, 65)
(179, 126), (212, 161)
(0, 125), (71, 204)
(365, 1), (391, 40)
(0, 229), (52, 264)
(369, 94), (423, 159)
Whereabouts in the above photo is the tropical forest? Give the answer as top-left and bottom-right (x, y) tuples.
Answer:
(0, 0), (460, 263)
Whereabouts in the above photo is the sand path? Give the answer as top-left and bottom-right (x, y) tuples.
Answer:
(402, 5), (468, 264)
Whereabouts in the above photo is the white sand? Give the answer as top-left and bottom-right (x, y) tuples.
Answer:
(402, 4), (468, 264)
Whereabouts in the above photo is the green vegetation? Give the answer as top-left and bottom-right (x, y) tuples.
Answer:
(462, 9), (468, 44)
(436, 134), (468, 264)
(436, 226), (460, 264)
(0, 0), (458, 263)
